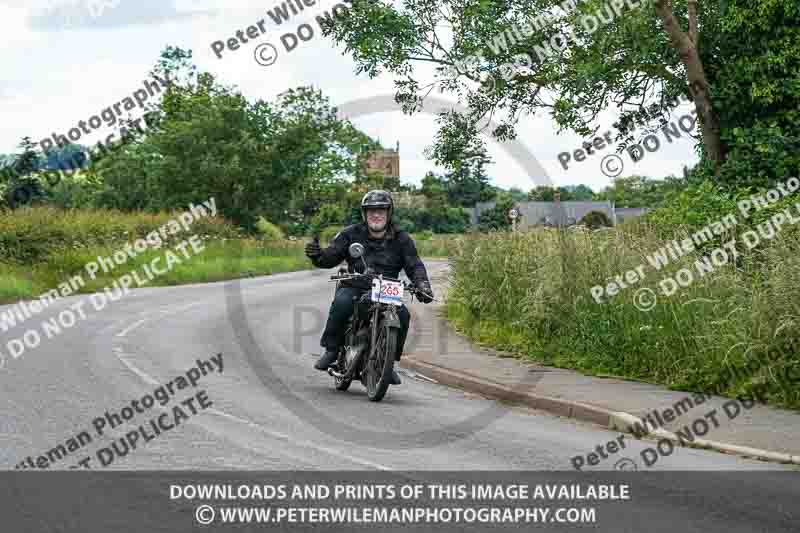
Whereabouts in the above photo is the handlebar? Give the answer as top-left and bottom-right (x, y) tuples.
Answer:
(329, 272), (435, 301)
(329, 272), (407, 287)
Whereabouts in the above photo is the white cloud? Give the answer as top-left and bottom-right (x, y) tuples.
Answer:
(0, 4), (39, 45)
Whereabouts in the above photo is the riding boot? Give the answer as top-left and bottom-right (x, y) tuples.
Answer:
(314, 348), (339, 371)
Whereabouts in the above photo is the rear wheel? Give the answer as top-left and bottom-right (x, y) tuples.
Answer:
(365, 324), (397, 402)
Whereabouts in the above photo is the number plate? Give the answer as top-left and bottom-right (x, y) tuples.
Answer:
(371, 279), (403, 306)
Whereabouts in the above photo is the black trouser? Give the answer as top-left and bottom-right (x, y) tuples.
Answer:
(320, 286), (410, 360)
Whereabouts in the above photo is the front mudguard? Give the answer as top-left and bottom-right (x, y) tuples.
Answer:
(381, 304), (403, 330)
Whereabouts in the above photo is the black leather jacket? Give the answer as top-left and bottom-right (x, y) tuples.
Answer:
(311, 223), (430, 290)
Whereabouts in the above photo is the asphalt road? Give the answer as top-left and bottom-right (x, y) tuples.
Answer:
(1, 262), (798, 531)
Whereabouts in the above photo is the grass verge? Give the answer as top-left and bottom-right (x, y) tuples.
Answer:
(446, 221), (800, 410)
(0, 239), (311, 305)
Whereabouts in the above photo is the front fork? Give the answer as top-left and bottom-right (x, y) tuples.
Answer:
(368, 304), (402, 363)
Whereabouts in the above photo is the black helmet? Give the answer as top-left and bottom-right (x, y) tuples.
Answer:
(360, 189), (394, 223)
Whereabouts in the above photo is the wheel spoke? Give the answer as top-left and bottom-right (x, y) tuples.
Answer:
(366, 330), (384, 394)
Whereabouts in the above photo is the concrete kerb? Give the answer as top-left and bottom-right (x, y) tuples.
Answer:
(396, 356), (800, 466)
(606, 411), (800, 466)
(400, 356), (612, 426)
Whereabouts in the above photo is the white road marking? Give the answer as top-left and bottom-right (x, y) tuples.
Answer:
(108, 291), (393, 469)
(207, 408), (393, 471)
(116, 301), (204, 337)
(112, 348), (392, 471)
(161, 301), (204, 316)
(115, 318), (147, 337)
(115, 352), (160, 386)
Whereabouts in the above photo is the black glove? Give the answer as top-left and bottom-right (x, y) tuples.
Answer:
(305, 237), (322, 260)
(415, 280), (434, 303)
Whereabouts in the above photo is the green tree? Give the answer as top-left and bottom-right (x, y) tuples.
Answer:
(93, 47), (377, 229)
(322, 0), (799, 188)
(564, 184), (594, 201)
(4, 137), (46, 208)
(13, 137), (40, 176)
(507, 187), (528, 202)
(528, 185), (556, 202)
(477, 192), (514, 231)
(444, 154), (494, 207)
(528, 185), (594, 202)
(594, 175), (685, 208)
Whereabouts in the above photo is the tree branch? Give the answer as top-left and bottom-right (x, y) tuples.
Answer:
(654, 0), (725, 168)
(687, 0), (698, 46)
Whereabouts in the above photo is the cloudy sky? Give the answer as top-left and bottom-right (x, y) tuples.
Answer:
(0, 0), (699, 193)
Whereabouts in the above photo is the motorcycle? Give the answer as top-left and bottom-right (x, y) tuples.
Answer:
(325, 242), (428, 402)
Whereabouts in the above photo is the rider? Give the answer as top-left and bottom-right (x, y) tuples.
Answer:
(304, 190), (435, 385)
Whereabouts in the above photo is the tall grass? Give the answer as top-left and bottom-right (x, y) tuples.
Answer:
(447, 221), (800, 408)
(0, 206), (242, 264)
(0, 207), (310, 303)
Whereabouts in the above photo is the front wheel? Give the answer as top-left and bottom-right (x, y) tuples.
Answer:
(365, 325), (397, 402)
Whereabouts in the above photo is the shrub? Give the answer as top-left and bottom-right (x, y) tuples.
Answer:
(394, 206), (470, 234)
(477, 193), (514, 232)
(320, 225), (344, 245)
(579, 210), (612, 229)
(311, 204), (346, 228)
(42, 170), (101, 209)
(255, 216), (285, 241)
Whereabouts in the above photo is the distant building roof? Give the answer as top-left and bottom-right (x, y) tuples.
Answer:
(469, 200), (648, 228)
